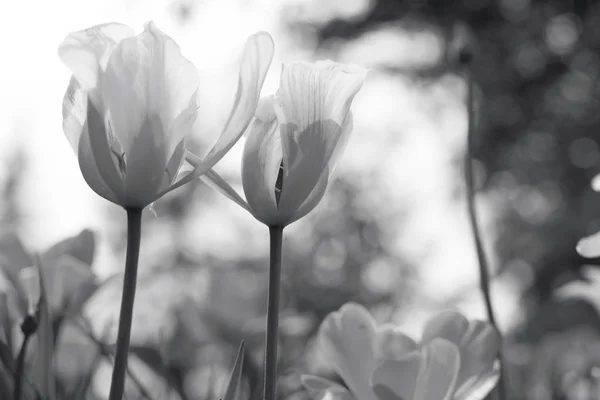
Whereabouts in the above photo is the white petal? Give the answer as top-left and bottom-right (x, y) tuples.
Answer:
(62, 76), (87, 152)
(319, 303), (379, 400)
(58, 23), (135, 89)
(99, 34), (149, 154)
(168, 32), (275, 193)
(577, 231), (600, 257)
(371, 354), (421, 400)
(373, 324), (419, 361)
(414, 339), (461, 400)
(278, 61), (367, 131)
(139, 21), (199, 158)
(78, 107), (120, 204)
(123, 115), (169, 207)
(422, 311), (470, 345)
(241, 97), (282, 225)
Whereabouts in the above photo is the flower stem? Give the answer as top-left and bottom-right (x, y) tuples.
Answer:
(108, 207), (143, 400)
(263, 226), (283, 400)
(13, 332), (31, 400)
(464, 68), (506, 400)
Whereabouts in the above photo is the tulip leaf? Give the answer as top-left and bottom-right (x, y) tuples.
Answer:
(31, 255), (56, 400)
(222, 340), (245, 400)
(0, 230), (33, 274)
(43, 229), (95, 267)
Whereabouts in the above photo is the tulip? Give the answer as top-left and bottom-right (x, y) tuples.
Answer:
(193, 60), (367, 227)
(59, 22), (274, 209)
(57, 22), (274, 400)
(302, 303), (500, 400)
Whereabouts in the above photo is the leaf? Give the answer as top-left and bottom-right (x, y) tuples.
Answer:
(0, 230), (33, 275)
(222, 341), (245, 400)
(31, 255), (56, 400)
(43, 229), (96, 267)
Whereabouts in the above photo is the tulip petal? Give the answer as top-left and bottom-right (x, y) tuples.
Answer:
(454, 362), (499, 400)
(58, 23), (135, 89)
(100, 35), (149, 154)
(319, 303), (378, 400)
(276, 62), (364, 217)
(413, 339), (460, 400)
(278, 61), (367, 130)
(62, 76), (87, 152)
(374, 324), (419, 361)
(455, 321), (500, 392)
(276, 119), (341, 218)
(139, 22), (199, 158)
(421, 311), (469, 345)
(577, 230), (600, 258)
(302, 375), (357, 400)
(288, 113), (353, 223)
(371, 353), (421, 400)
(85, 100), (125, 197)
(123, 115), (168, 207)
(241, 97), (282, 224)
(168, 31), (275, 192)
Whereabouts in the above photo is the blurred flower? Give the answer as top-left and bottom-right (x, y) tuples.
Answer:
(58, 22), (274, 208)
(302, 303), (500, 400)
(196, 61), (367, 227)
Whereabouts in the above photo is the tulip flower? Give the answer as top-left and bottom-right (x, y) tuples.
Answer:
(58, 22), (274, 400)
(59, 22), (274, 209)
(192, 60), (368, 227)
(302, 303), (500, 400)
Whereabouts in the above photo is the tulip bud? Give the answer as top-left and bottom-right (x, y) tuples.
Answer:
(59, 22), (199, 208)
(241, 61), (368, 227)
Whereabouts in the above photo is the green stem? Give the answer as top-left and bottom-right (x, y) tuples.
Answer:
(464, 69), (506, 400)
(13, 332), (31, 400)
(108, 207), (143, 400)
(263, 226), (283, 400)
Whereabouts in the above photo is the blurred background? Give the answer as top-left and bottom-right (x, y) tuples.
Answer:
(3, 0), (600, 399)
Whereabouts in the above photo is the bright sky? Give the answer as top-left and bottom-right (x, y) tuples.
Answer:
(0, 0), (522, 336)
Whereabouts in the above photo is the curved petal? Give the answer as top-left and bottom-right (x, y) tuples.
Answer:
(80, 99), (124, 204)
(454, 362), (499, 400)
(241, 97), (281, 225)
(276, 62), (364, 217)
(577, 230), (600, 258)
(278, 61), (367, 129)
(281, 112), (353, 224)
(58, 23), (135, 89)
(138, 21), (199, 158)
(62, 76), (87, 152)
(302, 375), (357, 400)
(421, 311), (470, 346)
(374, 324), (419, 361)
(414, 339), (461, 400)
(99, 34), (149, 154)
(371, 353), (421, 400)
(319, 302), (378, 400)
(123, 115), (168, 207)
(168, 31), (275, 193)
(455, 321), (500, 390)
(77, 116), (119, 204)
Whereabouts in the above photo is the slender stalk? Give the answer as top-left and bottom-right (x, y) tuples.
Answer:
(464, 68), (506, 400)
(263, 226), (283, 400)
(13, 333), (31, 400)
(109, 207), (143, 400)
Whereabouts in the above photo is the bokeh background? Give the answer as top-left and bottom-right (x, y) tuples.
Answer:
(3, 0), (600, 399)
